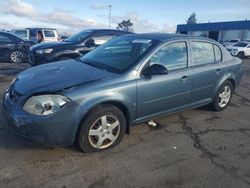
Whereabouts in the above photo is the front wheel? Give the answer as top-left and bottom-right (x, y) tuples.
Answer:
(77, 105), (126, 152)
(237, 52), (245, 59)
(10, 50), (27, 63)
(211, 81), (233, 111)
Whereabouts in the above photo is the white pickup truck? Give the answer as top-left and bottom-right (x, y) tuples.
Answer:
(226, 42), (250, 58)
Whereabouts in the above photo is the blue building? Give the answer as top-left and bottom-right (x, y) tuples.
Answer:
(176, 20), (250, 42)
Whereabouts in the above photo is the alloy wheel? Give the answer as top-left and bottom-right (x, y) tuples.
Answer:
(11, 51), (24, 63)
(218, 85), (231, 108)
(88, 115), (120, 149)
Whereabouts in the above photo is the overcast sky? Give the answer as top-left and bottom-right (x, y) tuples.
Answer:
(0, 0), (250, 34)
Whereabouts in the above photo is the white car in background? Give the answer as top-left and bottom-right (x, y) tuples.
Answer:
(226, 42), (250, 58)
(223, 39), (240, 48)
(11, 28), (59, 45)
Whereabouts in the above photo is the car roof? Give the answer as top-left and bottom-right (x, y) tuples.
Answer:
(0, 31), (24, 40)
(122, 33), (217, 42)
(0, 31), (14, 35)
(26, 28), (57, 30)
(84, 29), (133, 34)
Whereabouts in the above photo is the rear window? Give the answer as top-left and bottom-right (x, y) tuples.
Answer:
(13, 30), (27, 39)
(44, 30), (56, 38)
(192, 42), (214, 65)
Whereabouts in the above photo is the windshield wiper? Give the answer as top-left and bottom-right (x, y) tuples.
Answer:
(78, 59), (106, 71)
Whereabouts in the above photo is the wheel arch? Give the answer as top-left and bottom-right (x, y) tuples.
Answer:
(74, 100), (131, 143)
(227, 78), (235, 90)
(213, 73), (236, 99)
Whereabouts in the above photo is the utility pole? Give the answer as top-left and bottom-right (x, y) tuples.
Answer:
(108, 5), (112, 29)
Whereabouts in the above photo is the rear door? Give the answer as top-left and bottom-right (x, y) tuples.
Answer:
(190, 41), (225, 105)
(0, 33), (15, 61)
(136, 40), (193, 121)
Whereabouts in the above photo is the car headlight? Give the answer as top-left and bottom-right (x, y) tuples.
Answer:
(23, 94), (70, 116)
(35, 48), (53, 54)
(233, 49), (238, 52)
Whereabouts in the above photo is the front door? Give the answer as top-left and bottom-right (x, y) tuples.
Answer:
(136, 41), (193, 121)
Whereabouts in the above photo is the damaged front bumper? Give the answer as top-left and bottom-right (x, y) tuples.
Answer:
(2, 90), (81, 146)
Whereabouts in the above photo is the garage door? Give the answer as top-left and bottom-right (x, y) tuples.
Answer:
(223, 30), (241, 40)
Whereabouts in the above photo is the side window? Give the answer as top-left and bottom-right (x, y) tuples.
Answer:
(191, 42), (214, 66)
(43, 30), (56, 38)
(214, 45), (222, 62)
(0, 34), (12, 43)
(91, 35), (114, 46)
(14, 30), (27, 39)
(29, 29), (37, 37)
(150, 42), (188, 71)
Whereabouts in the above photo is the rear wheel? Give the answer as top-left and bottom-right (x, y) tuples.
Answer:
(211, 81), (233, 111)
(10, 50), (27, 63)
(77, 105), (126, 152)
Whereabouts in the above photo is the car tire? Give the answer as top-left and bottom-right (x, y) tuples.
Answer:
(10, 50), (27, 63)
(77, 104), (126, 153)
(237, 52), (245, 59)
(211, 81), (233, 111)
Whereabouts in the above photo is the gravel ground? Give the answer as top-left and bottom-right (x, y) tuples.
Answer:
(0, 59), (250, 188)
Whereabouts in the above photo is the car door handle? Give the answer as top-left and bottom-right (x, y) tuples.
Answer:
(180, 75), (190, 82)
(216, 69), (221, 75)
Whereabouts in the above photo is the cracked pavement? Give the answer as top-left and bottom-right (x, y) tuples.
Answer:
(0, 59), (250, 188)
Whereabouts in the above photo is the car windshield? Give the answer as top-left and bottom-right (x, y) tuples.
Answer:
(80, 36), (159, 74)
(233, 43), (248, 47)
(64, 30), (92, 42)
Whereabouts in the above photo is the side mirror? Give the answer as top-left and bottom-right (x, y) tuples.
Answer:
(85, 39), (95, 48)
(143, 64), (168, 77)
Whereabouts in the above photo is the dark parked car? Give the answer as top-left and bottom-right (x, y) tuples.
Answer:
(3, 34), (243, 152)
(29, 29), (131, 66)
(0, 31), (29, 63)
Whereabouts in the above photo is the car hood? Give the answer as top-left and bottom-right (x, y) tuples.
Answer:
(14, 59), (116, 95)
(227, 46), (245, 50)
(30, 41), (73, 50)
